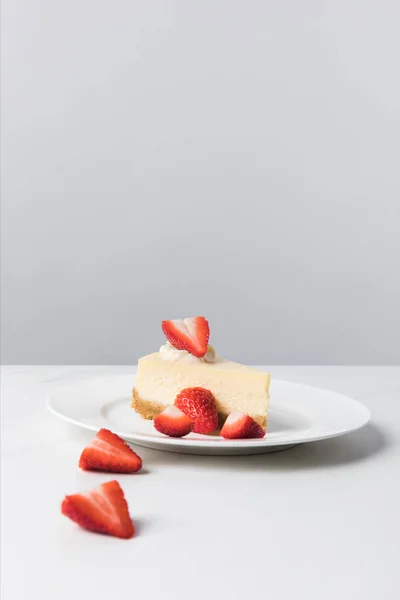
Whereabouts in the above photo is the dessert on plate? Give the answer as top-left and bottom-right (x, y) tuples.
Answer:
(132, 317), (270, 430)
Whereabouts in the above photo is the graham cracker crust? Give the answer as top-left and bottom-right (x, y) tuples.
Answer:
(131, 388), (166, 420)
(132, 388), (267, 430)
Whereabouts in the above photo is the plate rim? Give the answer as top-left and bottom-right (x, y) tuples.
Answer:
(45, 374), (371, 449)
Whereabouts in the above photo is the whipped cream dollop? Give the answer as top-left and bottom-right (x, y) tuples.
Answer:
(159, 342), (217, 364)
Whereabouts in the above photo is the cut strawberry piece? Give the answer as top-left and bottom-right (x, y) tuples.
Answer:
(61, 480), (134, 539)
(162, 316), (210, 357)
(154, 406), (194, 438)
(79, 428), (142, 473)
(220, 411), (265, 439)
(175, 387), (218, 434)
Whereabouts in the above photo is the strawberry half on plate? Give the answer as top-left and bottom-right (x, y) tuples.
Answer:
(154, 405), (194, 438)
(220, 412), (265, 439)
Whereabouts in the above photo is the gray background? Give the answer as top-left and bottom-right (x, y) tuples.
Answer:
(1, 0), (399, 365)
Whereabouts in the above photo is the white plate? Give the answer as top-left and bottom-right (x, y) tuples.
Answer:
(46, 374), (371, 455)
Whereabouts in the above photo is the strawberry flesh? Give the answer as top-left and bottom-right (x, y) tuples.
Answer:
(220, 411), (265, 439)
(162, 316), (210, 357)
(154, 405), (194, 438)
(79, 428), (142, 473)
(175, 387), (218, 434)
(61, 480), (134, 539)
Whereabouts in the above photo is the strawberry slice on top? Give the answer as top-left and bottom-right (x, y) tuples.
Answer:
(220, 411), (265, 439)
(79, 428), (142, 473)
(61, 480), (134, 539)
(162, 316), (210, 357)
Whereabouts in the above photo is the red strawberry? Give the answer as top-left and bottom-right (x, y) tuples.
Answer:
(175, 387), (218, 434)
(79, 428), (142, 473)
(154, 406), (194, 437)
(162, 316), (210, 357)
(61, 480), (134, 539)
(220, 412), (265, 439)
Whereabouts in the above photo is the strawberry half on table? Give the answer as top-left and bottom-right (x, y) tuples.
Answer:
(79, 428), (142, 473)
(220, 412), (265, 439)
(162, 316), (210, 358)
(62, 480), (134, 539)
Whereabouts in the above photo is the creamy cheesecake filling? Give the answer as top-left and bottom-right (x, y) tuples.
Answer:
(133, 351), (270, 429)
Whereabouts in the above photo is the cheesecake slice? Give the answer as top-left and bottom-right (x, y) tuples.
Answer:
(132, 345), (270, 429)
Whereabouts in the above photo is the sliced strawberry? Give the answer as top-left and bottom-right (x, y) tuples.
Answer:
(220, 411), (265, 439)
(79, 428), (142, 473)
(175, 387), (218, 434)
(162, 316), (210, 357)
(154, 406), (194, 438)
(61, 480), (134, 539)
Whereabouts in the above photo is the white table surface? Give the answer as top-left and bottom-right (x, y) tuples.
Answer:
(1, 366), (400, 600)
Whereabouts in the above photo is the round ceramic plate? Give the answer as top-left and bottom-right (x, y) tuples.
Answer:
(46, 374), (371, 455)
